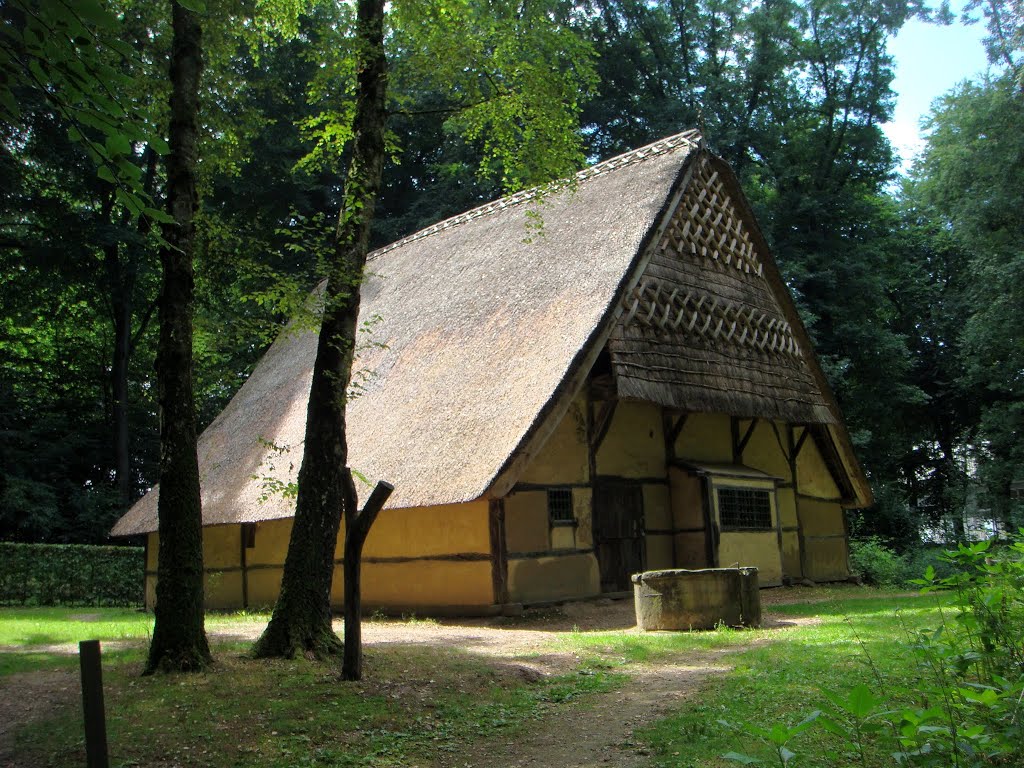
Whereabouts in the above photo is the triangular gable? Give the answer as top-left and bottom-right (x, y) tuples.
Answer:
(610, 152), (834, 424)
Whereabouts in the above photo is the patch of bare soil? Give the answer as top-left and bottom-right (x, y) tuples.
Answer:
(0, 669), (80, 766)
(447, 655), (736, 768)
(0, 595), (820, 766)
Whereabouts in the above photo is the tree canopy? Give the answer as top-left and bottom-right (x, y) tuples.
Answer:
(1, 0), (1021, 554)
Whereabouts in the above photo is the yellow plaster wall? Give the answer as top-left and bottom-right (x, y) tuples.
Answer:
(643, 483), (673, 568)
(508, 553), (600, 603)
(781, 531), (801, 578)
(246, 567), (284, 610)
(518, 397), (589, 485)
(596, 401), (664, 477)
(328, 560), (494, 609)
(799, 497), (846, 537)
(364, 561), (494, 608)
(804, 538), (850, 582)
(741, 420), (791, 479)
(146, 533), (158, 570)
(204, 570), (243, 610)
(674, 532), (709, 568)
(202, 525), (240, 570)
(505, 491), (549, 554)
(719, 532), (782, 586)
(669, 468), (705, 529)
(364, 501), (490, 558)
(674, 412), (732, 463)
(551, 525), (576, 550)
(646, 535), (674, 569)
(797, 435), (842, 500)
(246, 518), (292, 566)
(776, 487), (798, 528)
(643, 484), (671, 530)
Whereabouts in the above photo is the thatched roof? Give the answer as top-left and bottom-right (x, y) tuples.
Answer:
(112, 130), (869, 537)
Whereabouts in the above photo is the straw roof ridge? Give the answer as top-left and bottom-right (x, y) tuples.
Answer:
(368, 129), (703, 262)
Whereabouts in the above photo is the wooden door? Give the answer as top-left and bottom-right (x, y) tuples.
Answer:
(593, 481), (646, 592)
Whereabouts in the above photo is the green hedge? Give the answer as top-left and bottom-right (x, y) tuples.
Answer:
(0, 542), (144, 607)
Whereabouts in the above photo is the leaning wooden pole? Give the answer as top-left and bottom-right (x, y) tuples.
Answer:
(343, 480), (394, 681)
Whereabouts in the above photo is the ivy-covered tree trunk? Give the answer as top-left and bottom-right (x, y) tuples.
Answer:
(145, 0), (211, 675)
(253, 0), (388, 661)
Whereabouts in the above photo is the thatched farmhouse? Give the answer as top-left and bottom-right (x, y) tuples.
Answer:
(113, 130), (872, 613)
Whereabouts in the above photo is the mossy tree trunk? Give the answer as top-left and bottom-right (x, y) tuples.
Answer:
(253, 0), (388, 661)
(145, 0), (211, 675)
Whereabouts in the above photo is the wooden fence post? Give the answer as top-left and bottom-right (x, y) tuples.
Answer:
(79, 640), (109, 768)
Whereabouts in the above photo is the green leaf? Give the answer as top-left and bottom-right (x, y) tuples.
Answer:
(73, 0), (119, 28)
(176, 0), (207, 12)
(817, 715), (850, 738)
(105, 133), (132, 157)
(97, 165), (116, 184)
(845, 685), (883, 718)
(143, 207), (175, 224)
(149, 136), (171, 156)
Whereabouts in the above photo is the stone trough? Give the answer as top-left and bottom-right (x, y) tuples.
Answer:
(632, 567), (761, 630)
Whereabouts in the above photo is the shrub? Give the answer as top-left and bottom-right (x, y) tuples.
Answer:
(0, 542), (144, 607)
(849, 537), (910, 587)
(725, 531), (1024, 766)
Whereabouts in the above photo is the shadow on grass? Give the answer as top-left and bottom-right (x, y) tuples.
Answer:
(8, 637), (620, 768)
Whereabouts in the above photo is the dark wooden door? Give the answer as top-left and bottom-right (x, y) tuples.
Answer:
(593, 481), (646, 592)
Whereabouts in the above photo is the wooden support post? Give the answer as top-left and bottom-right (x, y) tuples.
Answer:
(788, 426), (809, 581)
(342, 480), (394, 681)
(489, 499), (508, 606)
(79, 640), (109, 768)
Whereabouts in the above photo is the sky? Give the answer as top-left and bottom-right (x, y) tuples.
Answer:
(882, 9), (991, 172)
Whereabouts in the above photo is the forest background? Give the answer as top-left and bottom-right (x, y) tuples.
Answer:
(1, 0), (1021, 556)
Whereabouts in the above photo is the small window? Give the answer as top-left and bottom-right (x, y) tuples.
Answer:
(718, 488), (772, 530)
(547, 489), (575, 525)
(242, 522), (257, 549)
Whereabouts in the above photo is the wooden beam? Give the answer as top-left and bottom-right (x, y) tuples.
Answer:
(663, 411), (689, 461)
(489, 499), (509, 605)
(590, 400), (617, 454)
(792, 426), (810, 461)
(240, 525), (248, 610)
(736, 418), (759, 460)
(788, 425), (808, 582)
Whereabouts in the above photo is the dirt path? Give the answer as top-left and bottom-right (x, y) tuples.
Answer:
(0, 591), (827, 766)
(449, 656), (736, 768)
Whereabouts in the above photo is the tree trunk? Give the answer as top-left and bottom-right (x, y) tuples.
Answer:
(253, 0), (388, 661)
(107, 248), (133, 510)
(145, 0), (211, 675)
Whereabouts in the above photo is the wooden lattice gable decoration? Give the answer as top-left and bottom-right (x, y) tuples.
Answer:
(608, 151), (835, 425)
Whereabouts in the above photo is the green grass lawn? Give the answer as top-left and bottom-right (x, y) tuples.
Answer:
(625, 593), (958, 767)
(0, 607), (156, 676)
(2, 590), (957, 768)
